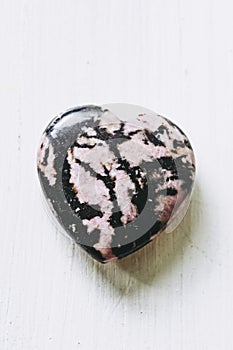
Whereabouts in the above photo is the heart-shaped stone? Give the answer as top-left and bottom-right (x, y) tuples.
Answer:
(37, 104), (196, 263)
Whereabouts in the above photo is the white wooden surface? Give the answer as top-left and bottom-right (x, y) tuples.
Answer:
(1, 1), (233, 349)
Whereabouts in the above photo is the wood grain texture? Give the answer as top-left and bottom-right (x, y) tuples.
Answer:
(0, 0), (233, 349)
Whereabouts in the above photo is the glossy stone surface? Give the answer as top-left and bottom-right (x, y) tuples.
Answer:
(37, 104), (196, 263)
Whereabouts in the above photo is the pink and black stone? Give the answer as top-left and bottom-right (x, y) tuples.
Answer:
(37, 104), (196, 263)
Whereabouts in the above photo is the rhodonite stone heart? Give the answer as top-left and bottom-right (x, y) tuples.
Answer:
(37, 104), (196, 263)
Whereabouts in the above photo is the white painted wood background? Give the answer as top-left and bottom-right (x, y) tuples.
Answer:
(1, 0), (233, 349)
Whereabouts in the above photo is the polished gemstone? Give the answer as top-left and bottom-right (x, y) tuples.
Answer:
(37, 104), (196, 263)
